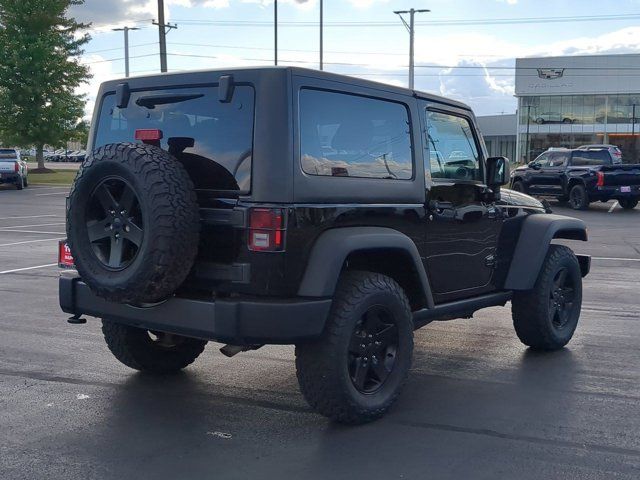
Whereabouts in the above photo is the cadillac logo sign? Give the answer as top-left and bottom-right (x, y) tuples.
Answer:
(537, 68), (564, 79)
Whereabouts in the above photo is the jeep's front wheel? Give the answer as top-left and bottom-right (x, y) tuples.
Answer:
(295, 271), (414, 424)
(102, 320), (207, 373)
(512, 245), (582, 350)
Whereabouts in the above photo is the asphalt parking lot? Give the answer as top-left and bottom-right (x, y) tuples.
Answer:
(1, 185), (639, 479)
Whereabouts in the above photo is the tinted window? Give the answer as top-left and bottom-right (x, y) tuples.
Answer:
(426, 111), (481, 181)
(95, 86), (254, 193)
(534, 152), (551, 167)
(548, 152), (569, 167)
(299, 89), (413, 179)
(0, 149), (17, 159)
(571, 150), (611, 166)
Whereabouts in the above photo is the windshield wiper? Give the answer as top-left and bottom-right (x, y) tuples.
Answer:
(135, 93), (204, 109)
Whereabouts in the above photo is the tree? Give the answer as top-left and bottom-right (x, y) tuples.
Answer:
(0, 0), (90, 170)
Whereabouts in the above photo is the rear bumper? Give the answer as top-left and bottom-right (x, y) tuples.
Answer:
(593, 185), (640, 198)
(0, 173), (20, 183)
(59, 275), (332, 345)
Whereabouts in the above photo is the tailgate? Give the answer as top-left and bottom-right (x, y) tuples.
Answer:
(0, 161), (17, 173)
(600, 164), (640, 186)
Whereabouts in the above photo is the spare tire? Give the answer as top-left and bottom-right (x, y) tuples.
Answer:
(67, 143), (200, 304)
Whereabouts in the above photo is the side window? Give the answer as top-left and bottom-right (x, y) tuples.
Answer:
(535, 153), (551, 167)
(299, 89), (413, 180)
(548, 152), (568, 167)
(425, 110), (481, 182)
(571, 150), (611, 166)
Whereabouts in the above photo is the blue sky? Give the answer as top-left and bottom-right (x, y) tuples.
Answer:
(72, 0), (640, 116)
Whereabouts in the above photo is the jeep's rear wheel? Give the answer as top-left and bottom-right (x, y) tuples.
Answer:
(295, 271), (413, 424)
(102, 320), (207, 373)
(512, 245), (582, 350)
(67, 143), (200, 304)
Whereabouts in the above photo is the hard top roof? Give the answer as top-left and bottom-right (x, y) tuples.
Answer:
(99, 66), (472, 112)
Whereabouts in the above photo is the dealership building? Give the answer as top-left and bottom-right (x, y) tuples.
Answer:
(514, 53), (640, 163)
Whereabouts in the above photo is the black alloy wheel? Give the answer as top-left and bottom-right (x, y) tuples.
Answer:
(348, 305), (399, 394)
(548, 267), (575, 329)
(86, 176), (143, 270)
(569, 184), (588, 210)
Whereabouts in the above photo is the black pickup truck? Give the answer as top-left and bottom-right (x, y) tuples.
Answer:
(510, 147), (640, 210)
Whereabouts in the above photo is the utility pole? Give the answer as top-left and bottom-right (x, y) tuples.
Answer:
(394, 8), (430, 90)
(274, 0), (278, 65)
(319, 0), (323, 70)
(112, 26), (140, 77)
(153, 0), (177, 72)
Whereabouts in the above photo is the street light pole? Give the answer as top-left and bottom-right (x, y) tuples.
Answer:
(274, 0), (278, 65)
(112, 26), (140, 77)
(319, 0), (323, 70)
(394, 8), (430, 90)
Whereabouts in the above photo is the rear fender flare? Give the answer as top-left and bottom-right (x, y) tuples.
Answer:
(297, 227), (434, 308)
(504, 214), (587, 290)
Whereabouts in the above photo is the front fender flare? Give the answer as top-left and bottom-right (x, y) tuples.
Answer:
(504, 214), (587, 290)
(297, 227), (434, 308)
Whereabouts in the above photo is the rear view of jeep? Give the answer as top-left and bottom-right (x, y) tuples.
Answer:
(61, 67), (589, 424)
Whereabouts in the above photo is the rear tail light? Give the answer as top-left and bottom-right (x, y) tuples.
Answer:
(58, 240), (75, 269)
(248, 208), (286, 252)
(134, 129), (163, 147)
(14, 162), (19, 172)
(596, 171), (605, 187)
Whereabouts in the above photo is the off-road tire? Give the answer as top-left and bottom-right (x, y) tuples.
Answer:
(102, 320), (207, 373)
(619, 198), (638, 210)
(512, 245), (582, 350)
(67, 143), (200, 304)
(23, 176), (28, 187)
(568, 183), (589, 210)
(15, 176), (23, 190)
(512, 180), (526, 193)
(295, 271), (414, 424)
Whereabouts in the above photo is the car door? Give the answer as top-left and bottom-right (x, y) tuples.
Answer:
(526, 152), (551, 195)
(537, 151), (568, 195)
(422, 105), (503, 303)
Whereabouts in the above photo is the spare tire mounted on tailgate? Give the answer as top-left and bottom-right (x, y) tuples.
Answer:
(67, 143), (200, 304)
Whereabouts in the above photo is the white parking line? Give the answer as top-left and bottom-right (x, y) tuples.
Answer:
(35, 192), (68, 196)
(0, 229), (65, 235)
(0, 263), (58, 274)
(0, 214), (57, 221)
(0, 237), (65, 247)
(592, 256), (640, 262)
(0, 222), (65, 229)
(29, 186), (70, 190)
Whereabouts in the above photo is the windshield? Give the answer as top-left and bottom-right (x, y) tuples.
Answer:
(94, 86), (255, 193)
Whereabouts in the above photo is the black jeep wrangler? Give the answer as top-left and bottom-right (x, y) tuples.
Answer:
(60, 67), (590, 424)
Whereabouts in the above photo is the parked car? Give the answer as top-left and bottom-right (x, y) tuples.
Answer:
(533, 112), (576, 124)
(510, 147), (640, 209)
(0, 148), (28, 189)
(59, 67), (590, 424)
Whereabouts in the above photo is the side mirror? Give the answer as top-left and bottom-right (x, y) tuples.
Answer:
(528, 161), (541, 169)
(486, 156), (510, 191)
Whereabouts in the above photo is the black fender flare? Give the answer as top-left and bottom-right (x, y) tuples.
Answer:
(504, 214), (588, 290)
(297, 227), (434, 308)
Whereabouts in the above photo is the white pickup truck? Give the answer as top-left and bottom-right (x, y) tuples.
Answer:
(0, 148), (28, 190)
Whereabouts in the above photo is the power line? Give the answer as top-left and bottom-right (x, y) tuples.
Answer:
(171, 13), (640, 27)
(85, 42), (157, 55)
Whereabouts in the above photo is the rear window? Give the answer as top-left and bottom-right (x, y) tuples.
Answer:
(0, 149), (17, 159)
(571, 150), (611, 166)
(299, 89), (413, 180)
(94, 86), (255, 193)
